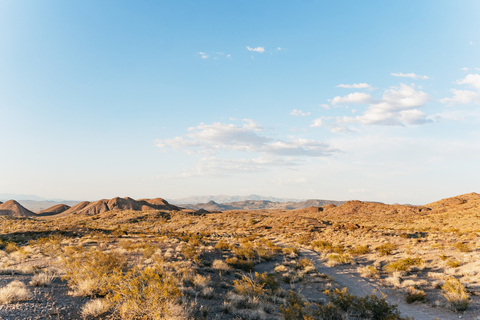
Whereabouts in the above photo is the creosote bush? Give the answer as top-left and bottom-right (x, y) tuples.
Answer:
(62, 247), (127, 297)
(384, 257), (423, 273)
(280, 288), (410, 320)
(442, 277), (469, 311)
(375, 243), (397, 256)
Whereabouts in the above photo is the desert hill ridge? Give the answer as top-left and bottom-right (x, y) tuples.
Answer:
(169, 194), (305, 204)
(0, 200), (36, 217)
(55, 196), (182, 217)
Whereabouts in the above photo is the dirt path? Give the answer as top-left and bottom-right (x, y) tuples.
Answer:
(300, 248), (474, 320)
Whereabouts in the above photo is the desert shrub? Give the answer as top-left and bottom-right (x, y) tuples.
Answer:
(29, 271), (56, 287)
(384, 257), (423, 273)
(192, 274), (210, 289)
(107, 267), (184, 319)
(61, 247), (127, 297)
(4, 242), (19, 253)
(375, 243), (397, 256)
(439, 253), (449, 261)
(282, 246), (300, 256)
(212, 259), (232, 272)
(280, 288), (407, 320)
(255, 245), (277, 261)
(233, 243), (256, 260)
(348, 245), (371, 255)
(405, 288), (426, 304)
(181, 245), (201, 263)
(326, 253), (352, 266)
(296, 258), (314, 270)
(0, 280), (31, 304)
(358, 265), (379, 278)
(215, 240), (231, 251)
(225, 257), (254, 271)
(446, 258), (461, 268)
(255, 272), (279, 292)
(81, 299), (108, 319)
(233, 274), (266, 298)
(442, 277), (469, 311)
(453, 242), (472, 253)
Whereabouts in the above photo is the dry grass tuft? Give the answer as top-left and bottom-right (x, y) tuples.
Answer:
(0, 280), (31, 304)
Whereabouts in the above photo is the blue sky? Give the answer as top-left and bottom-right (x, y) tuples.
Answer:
(1, 0), (479, 204)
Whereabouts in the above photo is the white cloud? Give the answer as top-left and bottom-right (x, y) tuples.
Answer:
(441, 74), (480, 106)
(339, 84), (431, 126)
(198, 52), (209, 59)
(391, 72), (429, 80)
(246, 46), (265, 53)
(461, 67), (469, 71)
(440, 89), (480, 106)
(458, 73), (480, 91)
(276, 47), (282, 51)
(311, 118), (324, 128)
(331, 92), (374, 105)
(290, 109), (311, 116)
(336, 83), (371, 89)
(319, 104), (331, 109)
(155, 119), (337, 158)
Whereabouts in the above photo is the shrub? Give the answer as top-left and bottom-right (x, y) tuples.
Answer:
(442, 277), (469, 311)
(29, 271), (56, 287)
(181, 245), (201, 263)
(255, 272), (279, 292)
(358, 265), (379, 278)
(453, 242), (472, 253)
(81, 299), (108, 319)
(375, 243), (397, 256)
(215, 241), (231, 251)
(384, 257), (423, 273)
(348, 245), (371, 255)
(446, 258), (461, 268)
(107, 267), (184, 319)
(0, 280), (31, 304)
(233, 274), (266, 298)
(212, 259), (232, 272)
(405, 288), (426, 304)
(192, 274), (210, 289)
(4, 242), (19, 253)
(61, 247), (127, 297)
(225, 257), (254, 271)
(326, 253), (352, 266)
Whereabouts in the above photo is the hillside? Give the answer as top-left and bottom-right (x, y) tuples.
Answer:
(0, 200), (36, 217)
(169, 194), (305, 204)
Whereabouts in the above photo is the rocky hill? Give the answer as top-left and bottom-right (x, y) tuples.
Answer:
(0, 200), (36, 217)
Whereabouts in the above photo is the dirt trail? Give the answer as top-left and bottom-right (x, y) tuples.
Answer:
(300, 248), (473, 320)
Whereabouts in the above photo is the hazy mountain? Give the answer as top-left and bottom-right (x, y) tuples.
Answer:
(182, 199), (346, 211)
(169, 194), (305, 204)
(17, 200), (81, 213)
(0, 193), (47, 201)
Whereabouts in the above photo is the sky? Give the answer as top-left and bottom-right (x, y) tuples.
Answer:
(1, 0), (479, 204)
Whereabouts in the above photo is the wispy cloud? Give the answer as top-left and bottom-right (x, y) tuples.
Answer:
(155, 119), (337, 158)
(290, 109), (311, 116)
(331, 92), (374, 105)
(337, 84), (431, 126)
(246, 46), (265, 53)
(198, 52), (209, 59)
(336, 83), (371, 89)
(391, 72), (429, 80)
(441, 74), (480, 106)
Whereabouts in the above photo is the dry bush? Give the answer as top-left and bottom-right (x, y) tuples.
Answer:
(81, 299), (108, 319)
(348, 245), (371, 255)
(62, 247), (127, 297)
(4, 242), (19, 253)
(405, 287), (426, 304)
(453, 242), (472, 253)
(212, 259), (232, 272)
(326, 253), (353, 266)
(446, 258), (461, 268)
(0, 280), (31, 304)
(29, 271), (56, 287)
(233, 274), (266, 298)
(107, 266), (184, 319)
(375, 243), (397, 256)
(193, 274), (211, 289)
(442, 277), (469, 311)
(384, 257), (423, 273)
(180, 245), (201, 263)
(225, 257), (254, 271)
(358, 265), (380, 278)
(215, 240), (231, 251)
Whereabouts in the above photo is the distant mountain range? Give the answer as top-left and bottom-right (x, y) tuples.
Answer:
(180, 199), (346, 211)
(169, 194), (305, 204)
